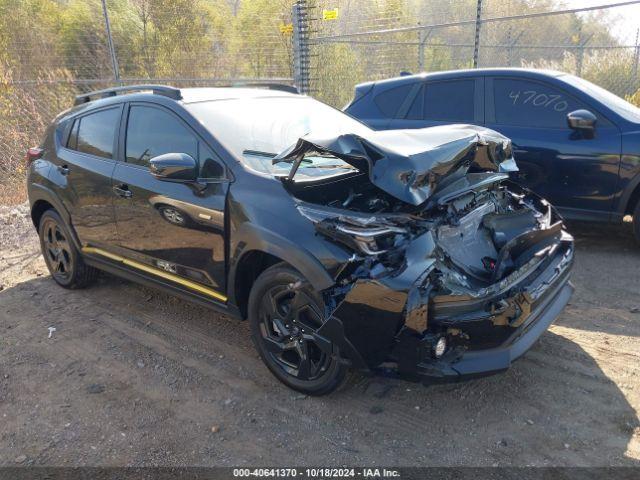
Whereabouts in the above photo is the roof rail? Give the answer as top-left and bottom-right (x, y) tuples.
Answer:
(230, 82), (299, 94)
(74, 85), (182, 106)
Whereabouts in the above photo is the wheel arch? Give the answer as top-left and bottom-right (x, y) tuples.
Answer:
(31, 199), (55, 229)
(233, 250), (285, 319)
(228, 224), (336, 319)
(29, 184), (82, 251)
(624, 179), (640, 216)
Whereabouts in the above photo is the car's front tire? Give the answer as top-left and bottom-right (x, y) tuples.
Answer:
(38, 209), (98, 289)
(248, 263), (347, 395)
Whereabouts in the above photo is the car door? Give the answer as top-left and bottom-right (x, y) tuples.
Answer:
(389, 78), (483, 129)
(111, 103), (229, 294)
(485, 76), (622, 219)
(54, 105), (123, 247)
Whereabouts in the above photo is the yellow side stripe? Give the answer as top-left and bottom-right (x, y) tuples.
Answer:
(82, 247), (227, 302)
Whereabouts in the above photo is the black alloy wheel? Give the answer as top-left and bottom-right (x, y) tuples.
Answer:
(248, 264), (347, 395)
(38, 209), (98, 289)
(42, 216), (73, 282)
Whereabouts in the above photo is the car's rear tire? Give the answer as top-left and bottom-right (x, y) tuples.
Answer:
(38, 209), (98, 289)
(634, 201), (640, 245)
(248, 263), (347, 395)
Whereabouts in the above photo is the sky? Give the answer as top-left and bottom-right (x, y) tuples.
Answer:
(563, 0), (640, 44)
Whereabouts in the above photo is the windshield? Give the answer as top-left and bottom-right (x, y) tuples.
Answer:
(565, 75), (640, 123)
(186, 96), (372, 179)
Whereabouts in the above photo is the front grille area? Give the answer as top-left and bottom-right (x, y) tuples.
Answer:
(429, 241), (573, 351)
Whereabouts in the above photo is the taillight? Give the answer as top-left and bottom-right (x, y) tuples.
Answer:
(25, 147), (43, 166)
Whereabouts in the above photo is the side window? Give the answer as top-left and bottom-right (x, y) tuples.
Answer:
(126, 106), (198, 167)
(493, 78), (587, 128)
(405, 85), (424, 120)
(67, 119), (79, 150)
(423, 80), (475, 122)
(374, 84), (414, 117)
(69, 108), (120, 159)
(199, 144), (225, 179)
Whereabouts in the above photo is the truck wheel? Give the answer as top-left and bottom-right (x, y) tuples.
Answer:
(38, 209), (98, 289)
(248, 263), (347, 395)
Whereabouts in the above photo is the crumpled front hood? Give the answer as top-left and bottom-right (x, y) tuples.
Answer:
(273, 124), (518, 206)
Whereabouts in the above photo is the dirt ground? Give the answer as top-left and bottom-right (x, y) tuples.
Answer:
(0, 202), (639, 467)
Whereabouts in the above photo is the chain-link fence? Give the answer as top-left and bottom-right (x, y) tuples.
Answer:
(0, 0), (295, 202)
(2, 0), (640, 203)
(306, 0), (640, 107)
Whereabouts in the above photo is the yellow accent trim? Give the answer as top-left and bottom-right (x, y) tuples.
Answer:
(83, 247), (123, 262)
(82, 247), (227, 302)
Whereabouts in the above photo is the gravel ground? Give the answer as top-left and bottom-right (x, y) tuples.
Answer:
(0, 203), (639, 466)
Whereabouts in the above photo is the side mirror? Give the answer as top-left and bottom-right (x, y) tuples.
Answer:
(150, 153), (197, 182)
(567, 109), (597, 132)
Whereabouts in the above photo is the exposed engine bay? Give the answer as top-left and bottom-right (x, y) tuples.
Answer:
(296, 177), (561, 290)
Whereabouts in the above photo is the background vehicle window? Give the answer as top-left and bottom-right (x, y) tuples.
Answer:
(405, 85), (424, 120)
(423, 80), (474, 122)
(374, 84), (414, 117)
(126, 106), (198, 167)
(71, 108), (120, 159)
(493, 78), (587, 128)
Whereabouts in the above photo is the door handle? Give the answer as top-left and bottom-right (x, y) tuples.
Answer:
(113, 184), (133, 198)
(57, 165), (70, 176)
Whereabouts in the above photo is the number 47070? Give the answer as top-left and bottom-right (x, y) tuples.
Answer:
(509, 90), (568, 112)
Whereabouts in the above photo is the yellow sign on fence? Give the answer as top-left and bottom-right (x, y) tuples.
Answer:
(279, 23), (293, 35)
(322, 8), (339, 20)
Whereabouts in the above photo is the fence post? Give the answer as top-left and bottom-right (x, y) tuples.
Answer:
(576, 34), (593, 78)
(418, 27), (432, 72)
(633, 28), (639, 85)
(292, 0), (310, 95)
(101, 0), (121, 84)
(472, 0), (483, 68)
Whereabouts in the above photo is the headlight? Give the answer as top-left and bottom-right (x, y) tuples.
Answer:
(433, 337), (447, 358)
(297, 205), (407, 255)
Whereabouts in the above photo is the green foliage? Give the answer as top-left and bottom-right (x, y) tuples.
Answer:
(626, 88), (640, 108)
(0, 0), (639, 195)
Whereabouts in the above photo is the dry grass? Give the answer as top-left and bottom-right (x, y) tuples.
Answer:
(0, 70), (79, 207)
(0, 181), (27, 206)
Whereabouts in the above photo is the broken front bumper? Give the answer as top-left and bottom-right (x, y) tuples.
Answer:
(324, 234), (574, 383)
(414, 275), (573, 382)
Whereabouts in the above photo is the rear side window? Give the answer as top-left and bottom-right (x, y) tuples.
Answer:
(125, 106), (198, 168)
(405, 86), (424, 120)
(67, 108), (120, 159)
(493, 78), (587, 128)
(374, 84), (414, 117)
(423, 80), (475, 122)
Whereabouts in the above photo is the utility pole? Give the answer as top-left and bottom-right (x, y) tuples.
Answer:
(101, 0), (121, 84)
(292, 0), (310, 94)
(472, 0), (483, 68)
(633, 27), (639, 84)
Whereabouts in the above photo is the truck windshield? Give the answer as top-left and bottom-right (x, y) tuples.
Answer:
(186, 96), (371, 179)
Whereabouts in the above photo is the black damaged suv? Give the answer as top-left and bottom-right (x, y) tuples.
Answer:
(27, 85), (574, 395)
